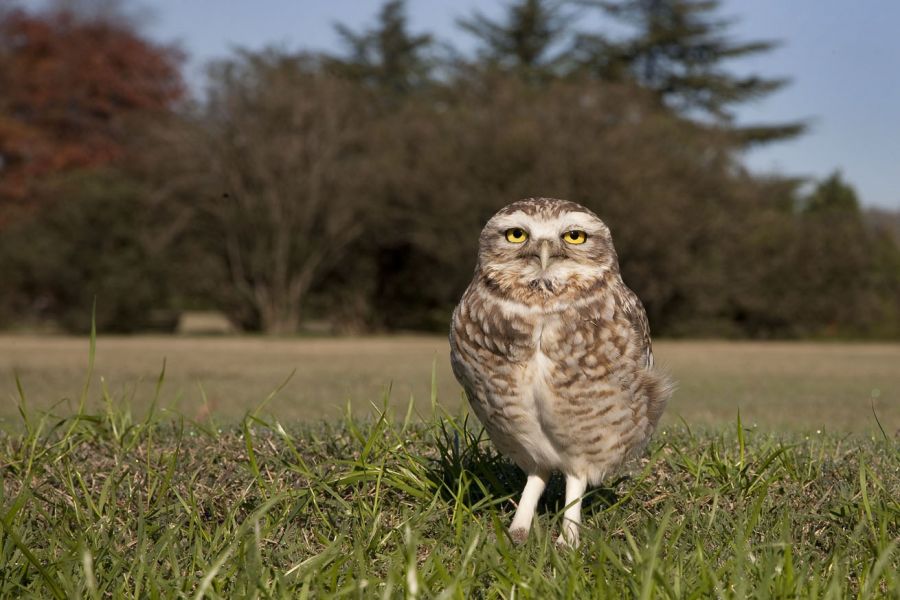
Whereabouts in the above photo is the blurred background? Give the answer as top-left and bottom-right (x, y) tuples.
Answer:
(0, 0), (898, 430)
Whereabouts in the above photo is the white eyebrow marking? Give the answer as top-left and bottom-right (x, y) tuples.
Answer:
(491, 211), (604, 241)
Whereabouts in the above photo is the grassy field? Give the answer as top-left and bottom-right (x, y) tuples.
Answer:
(0, 398), (898, 596)
(1, 335), (899, 432)
(1, 335), (898, 596)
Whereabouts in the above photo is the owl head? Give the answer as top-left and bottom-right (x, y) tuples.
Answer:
(475, 198), (619, 304)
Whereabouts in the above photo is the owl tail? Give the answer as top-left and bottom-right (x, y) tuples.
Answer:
(640, 367), (676, 433)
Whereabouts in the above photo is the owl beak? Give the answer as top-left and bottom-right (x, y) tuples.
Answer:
(539, 239), (552, 271)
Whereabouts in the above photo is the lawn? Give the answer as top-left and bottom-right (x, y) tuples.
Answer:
(0, 335), (898, 597)
(0, 398), (898, 597)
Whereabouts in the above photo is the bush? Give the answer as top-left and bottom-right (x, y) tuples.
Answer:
(0, 170), (179, 332)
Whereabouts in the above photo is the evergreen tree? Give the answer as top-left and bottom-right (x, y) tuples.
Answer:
(576, 0), (805, 143)
(458, 0), (574, 76)
(795, 172), (879, 335)
(328, 0), (433, 94)
(803, 171), (862, 215)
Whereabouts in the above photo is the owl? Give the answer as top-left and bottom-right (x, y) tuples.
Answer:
(449, 197), (673, 547)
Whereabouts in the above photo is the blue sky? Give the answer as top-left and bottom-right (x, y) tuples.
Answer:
(133, 0), (900, 209)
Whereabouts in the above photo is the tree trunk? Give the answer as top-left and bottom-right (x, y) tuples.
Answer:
(259, 300), (301, 335)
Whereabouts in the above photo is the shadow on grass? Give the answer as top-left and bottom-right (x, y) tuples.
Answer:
(425, 414), (623, 518)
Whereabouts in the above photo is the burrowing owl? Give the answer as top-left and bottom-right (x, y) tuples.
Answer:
(450, 197), (672, 546)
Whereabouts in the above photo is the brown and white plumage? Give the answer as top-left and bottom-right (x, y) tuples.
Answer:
(449, 198), (673, 546)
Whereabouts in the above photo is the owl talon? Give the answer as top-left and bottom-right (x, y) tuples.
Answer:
(509, 527), (530, 544)
(555, 526), (580, 549)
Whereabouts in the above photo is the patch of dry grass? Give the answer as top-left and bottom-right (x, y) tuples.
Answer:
(1, 335), (898, 432)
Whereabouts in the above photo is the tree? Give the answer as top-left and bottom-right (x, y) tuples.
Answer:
(791, 173), (880, 334)
(328, 0), (434, 94)
(458, 0), (574, 77)
(0, 170), (179, 332)
(866, 208), (900, 245)
(804, 171), (863, 216)
(0, 4), (184, 224)
(575, 0), (805, 143)
(177, 51), (376, 334)
(322, 70), (759, 334)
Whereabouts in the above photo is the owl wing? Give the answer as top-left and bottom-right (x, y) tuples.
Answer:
(614, 282), (654, 368)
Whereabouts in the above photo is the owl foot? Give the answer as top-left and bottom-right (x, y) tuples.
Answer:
(556, 474), (587, 549)
(507, 471), (549, 545)
(555, 526), (580, 549)
(509, 527), (530, 545)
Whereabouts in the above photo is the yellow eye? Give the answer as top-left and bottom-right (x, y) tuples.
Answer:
(505, 228), (528, 243)
(562, 230), (587, 245)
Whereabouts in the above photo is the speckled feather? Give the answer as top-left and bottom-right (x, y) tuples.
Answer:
(450, 198), (672, 490)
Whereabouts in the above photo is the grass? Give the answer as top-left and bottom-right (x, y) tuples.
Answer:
(0, 335), (899, 597)
(1, 335), (899, 432)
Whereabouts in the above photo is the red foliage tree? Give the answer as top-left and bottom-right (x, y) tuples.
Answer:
(0, 6), (185, 223)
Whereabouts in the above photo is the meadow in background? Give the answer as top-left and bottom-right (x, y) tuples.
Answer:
(1, 335), (899, 433)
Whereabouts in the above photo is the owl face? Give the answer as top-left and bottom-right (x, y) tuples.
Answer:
(476, 198), (618, 304)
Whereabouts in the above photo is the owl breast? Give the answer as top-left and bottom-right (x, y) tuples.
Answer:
(450, 282), (659, 484)
(450, 301), (565, 471)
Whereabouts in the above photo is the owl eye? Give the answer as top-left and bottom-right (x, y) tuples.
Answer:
(562, 230), (587, 245)
(505, 228), (528, 243)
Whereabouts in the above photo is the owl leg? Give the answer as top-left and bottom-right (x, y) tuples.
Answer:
(508, 471), (549, 543)
(556, 474), (588, 548)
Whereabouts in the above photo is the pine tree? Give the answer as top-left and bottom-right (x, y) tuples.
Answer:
(457, 0), (574, 77)
(576, 0), (805, 143)
(329, 0), (433, 94)
(804, 171), (862, 216)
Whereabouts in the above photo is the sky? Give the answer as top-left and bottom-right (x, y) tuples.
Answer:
(97, 1), (900, 209)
